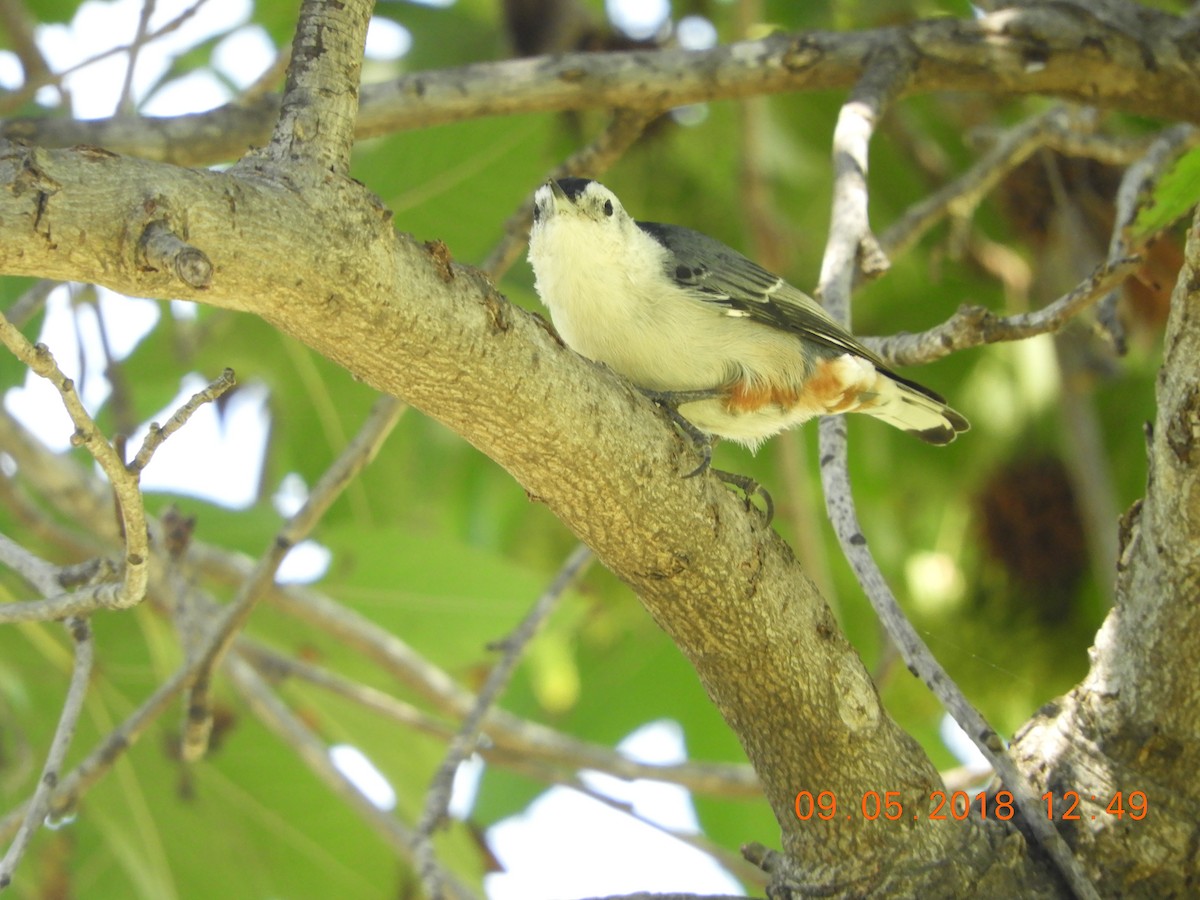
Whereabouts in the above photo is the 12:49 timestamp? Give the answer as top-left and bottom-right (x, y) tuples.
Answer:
(795, 789), (1148, 822)
(1044, 790), (1147, 821)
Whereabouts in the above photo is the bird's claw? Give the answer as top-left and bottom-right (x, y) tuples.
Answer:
(713, 468), (774, 524)
(640, 388), (773, 524)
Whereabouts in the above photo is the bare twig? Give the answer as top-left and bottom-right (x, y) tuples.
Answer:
(180, 395), (405, 761)
(0, 392), (401, 867)
(225, 654), (479, 900)
(128, 368), (235, 475)
(864, 254), (1142, 367)
(0, 636), (198, 846)
(414, 543), (593, 899)
(877, 106), (1093, 265)
(1097, 122), (1200, 349)
(0, 0), (213, 115)
(0, 617), (92, 890)
(492, 763), (767, 889)
(0, 362), (234, 622)
(0, 318), (148, 614)
(2, 280), (58, 329)
(236, 639), (760, 796)
(115, 0), (157, 116)
(0, 533), (64, 597)
(0, 0), (54, 106)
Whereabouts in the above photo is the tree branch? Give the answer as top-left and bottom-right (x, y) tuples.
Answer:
(261, 0), (372, 174)
(0, 99), (1062, 897)
(865, 254), (1142, 367)
(180, 394), (404, 762)
(225, 654), (480, 900)
(0, 617), (92, 889)
(236, 639), (759, 797)
(0, 318), (149, 615)
(1008, 208), (1200, 897)
(414, 542), (592, 899)
(5, 3), (1200, 165)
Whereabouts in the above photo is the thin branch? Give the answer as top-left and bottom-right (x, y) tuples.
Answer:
(1098, 122), (1200, 350)
(0, 0), (213, 116)
(0, 617), (92, 890)
(0, 533), (64, 597)
(864, 254), (1143, 367)
(877, 105), (1093, 265)
(225, 653), (479, 900)
(821, 419), (1102, 900)
(0, 318), (148, 614)
(1, 280), (58, 329)
(115, 0), (157, 117)
(236, 640), (760, 797)
(0, 0), (53, 98)
(498, 765), (766, 890)
(127, 368), (235, 475)
(816, 52), (1101, 900)
(0, 364), (234, 623)
(414, 543), (593, 899)
(0, 617), (204, 847)
(180, 395), (405, 761)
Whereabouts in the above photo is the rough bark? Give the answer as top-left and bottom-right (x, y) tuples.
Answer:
(1009, 213), (1200, 897)
(3, 4), (1200, 165)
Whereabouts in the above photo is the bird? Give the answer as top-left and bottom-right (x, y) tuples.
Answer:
(527, 177), (968, 511)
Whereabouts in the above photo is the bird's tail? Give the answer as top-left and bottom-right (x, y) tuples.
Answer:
(863, 371), (970, 445)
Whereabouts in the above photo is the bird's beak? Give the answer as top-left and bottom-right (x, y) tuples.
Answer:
(547, 179), (571, 203)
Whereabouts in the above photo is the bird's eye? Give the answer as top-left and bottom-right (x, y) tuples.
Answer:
(603, 200), (614, 217)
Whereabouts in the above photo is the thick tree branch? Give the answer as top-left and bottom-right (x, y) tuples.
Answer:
(1007, 211), (1200, 897)
(4, 2), (1200, 165)
(3, 3), (1196, 894)
(263, 0), (372, 173)
(0, 127), (1014, 895)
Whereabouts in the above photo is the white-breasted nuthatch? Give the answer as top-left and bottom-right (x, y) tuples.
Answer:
(528, 178), (968, 489)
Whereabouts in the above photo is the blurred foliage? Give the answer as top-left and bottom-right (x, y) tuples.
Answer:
(0, 0), (1174, 897)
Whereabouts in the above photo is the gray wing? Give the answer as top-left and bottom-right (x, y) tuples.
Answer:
(637, 220), (944, 401)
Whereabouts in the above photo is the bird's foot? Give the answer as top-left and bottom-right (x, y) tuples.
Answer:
(640, 388), (773, 523)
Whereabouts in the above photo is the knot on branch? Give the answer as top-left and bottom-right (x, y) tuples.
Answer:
(138, 220), (213, 289)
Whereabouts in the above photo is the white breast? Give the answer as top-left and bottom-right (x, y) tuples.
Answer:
(530, 216), (736, 391)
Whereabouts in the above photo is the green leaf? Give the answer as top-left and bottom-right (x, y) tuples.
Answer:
(1130, 145), (1200, 242)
